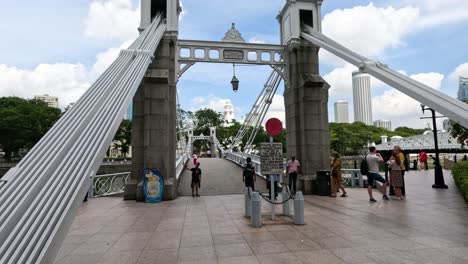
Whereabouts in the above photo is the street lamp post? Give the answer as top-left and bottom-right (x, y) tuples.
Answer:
(421, 105), (448, 189)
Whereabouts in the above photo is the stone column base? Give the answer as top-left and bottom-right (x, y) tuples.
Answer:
(136, 181), (145, 202)
(124, 179), (138, 200)
(125, 178), (178, 202)
(300, 174), (314, 195)
(163, 177), (177, 200)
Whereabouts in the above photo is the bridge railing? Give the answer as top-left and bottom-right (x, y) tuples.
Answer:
(90, 172), (131, 197)
(225, 151), (263, 177)
(176, 152), (190, 180)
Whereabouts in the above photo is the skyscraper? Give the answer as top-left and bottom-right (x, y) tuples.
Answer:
(334, 100), (349, 123)
(352, 71), (372, 125)
(458, 76), (468, 102)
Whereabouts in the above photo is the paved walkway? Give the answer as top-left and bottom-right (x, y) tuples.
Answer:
(178, 158), (245, 196)
(55, 169), (468, 264)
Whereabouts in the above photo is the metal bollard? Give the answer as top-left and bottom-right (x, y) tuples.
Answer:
(250, 192), (262, 228)
(244, 187), (251, 217)
(282, 186), (290, 216)
(294, 191), (304, 225)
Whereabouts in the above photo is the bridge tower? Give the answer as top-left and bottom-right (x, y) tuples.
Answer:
(278, 0), (330, 194)
(125, 0), (181, 201)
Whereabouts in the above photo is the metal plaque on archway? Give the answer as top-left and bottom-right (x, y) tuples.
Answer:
(259, 143), (283, 174)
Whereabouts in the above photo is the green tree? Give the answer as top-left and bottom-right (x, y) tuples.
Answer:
(449, 102), (468, 147)
(193, 108), (224, 135)
(113, 120), (132, 158)
(329, 122), (426, 155)
(394, 126), (426, 137)
(190, 108), (224, 152)
(217, 120), (242, 149)
(0, 97), (62, 161)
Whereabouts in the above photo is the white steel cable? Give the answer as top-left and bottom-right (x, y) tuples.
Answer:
(0, 16), (166, 264)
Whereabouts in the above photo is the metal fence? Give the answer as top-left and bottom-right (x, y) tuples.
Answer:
(91, 172), (131, 197)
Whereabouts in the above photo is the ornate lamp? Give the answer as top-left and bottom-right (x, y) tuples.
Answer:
(420, 104), (448, 189)
(231, 63), (239, 92)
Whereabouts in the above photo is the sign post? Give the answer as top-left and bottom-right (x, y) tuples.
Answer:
(261, 118), (283, 220)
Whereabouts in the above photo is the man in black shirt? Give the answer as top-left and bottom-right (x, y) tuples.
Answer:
(186, 162), (202, 197)
(243, 157), (256, 191)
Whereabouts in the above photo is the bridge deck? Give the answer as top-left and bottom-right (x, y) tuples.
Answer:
(55, 170), (468, 264)
(177, 158), (246, 196)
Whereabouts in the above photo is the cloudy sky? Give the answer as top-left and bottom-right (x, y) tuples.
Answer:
(0, 0), (467, 129)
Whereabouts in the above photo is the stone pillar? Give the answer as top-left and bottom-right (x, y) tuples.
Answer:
(125, 36), (178, 201)
(284, 43), (330, 195)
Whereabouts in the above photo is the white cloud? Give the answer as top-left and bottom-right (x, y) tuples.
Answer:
(323, 64), (354, 97)
(320, 3), (419, 66)
(190, 95), (230, 113)
(324, 64), (386, 97)
(248, 37), (265, 44)
(84, 0), (140, 41)
(406, 0), (468, 29)
(92, 39), (134, 76)
(191, 96), (206, 105)
(372, 72), (444, 129)
(263, 94), (285, 126)
(449, 62), (468, 80)
(0, 63), (91, 109)
(410, 72), (444, 90)
(0, 38), (134, 109)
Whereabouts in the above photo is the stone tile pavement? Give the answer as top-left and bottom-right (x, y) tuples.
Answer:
(177, 158), (246, 196)
(55, 170), (468, 264)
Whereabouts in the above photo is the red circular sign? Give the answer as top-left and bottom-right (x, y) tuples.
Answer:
(265, 118), (283, 137)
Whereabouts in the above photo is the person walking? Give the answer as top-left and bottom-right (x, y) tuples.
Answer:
(287, 156), (300, 194)
(419, 151), (428, 170)
(366, 146), (389, 203)
(393, 145), (406, 195)
(193, 153), (198, 166)
(330, 153), (347, 197)
(186, 162), (202, 197)
(243, 157), (256, 191)
(387, 151), (404, 200)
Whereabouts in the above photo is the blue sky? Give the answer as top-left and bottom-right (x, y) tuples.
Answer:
(1, 0), (467, 129)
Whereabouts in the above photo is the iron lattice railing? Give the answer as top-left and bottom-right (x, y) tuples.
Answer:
(92, 172), (131, 197)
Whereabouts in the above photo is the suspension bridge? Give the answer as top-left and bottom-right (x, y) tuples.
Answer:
(1, 0), (468, 263)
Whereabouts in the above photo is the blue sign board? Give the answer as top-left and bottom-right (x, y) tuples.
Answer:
(143, 168), (164, 203)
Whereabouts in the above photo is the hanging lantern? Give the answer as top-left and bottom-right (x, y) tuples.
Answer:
(231, 63), (239, 92)
(231, 76), (239, 92)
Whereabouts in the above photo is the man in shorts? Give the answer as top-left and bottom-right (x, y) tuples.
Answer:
(186, 162), (202, 197)
(366, 146), (389, 203)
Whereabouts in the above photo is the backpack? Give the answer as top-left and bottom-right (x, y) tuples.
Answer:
(360, 155), (369, 175)
(243, 164), (255, 178)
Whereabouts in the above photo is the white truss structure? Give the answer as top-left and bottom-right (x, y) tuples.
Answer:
(301, 24), (468, 128)
(0, 15), (166, 264)
(376, 132), (463, 151)
(230, 70), (282, 154)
